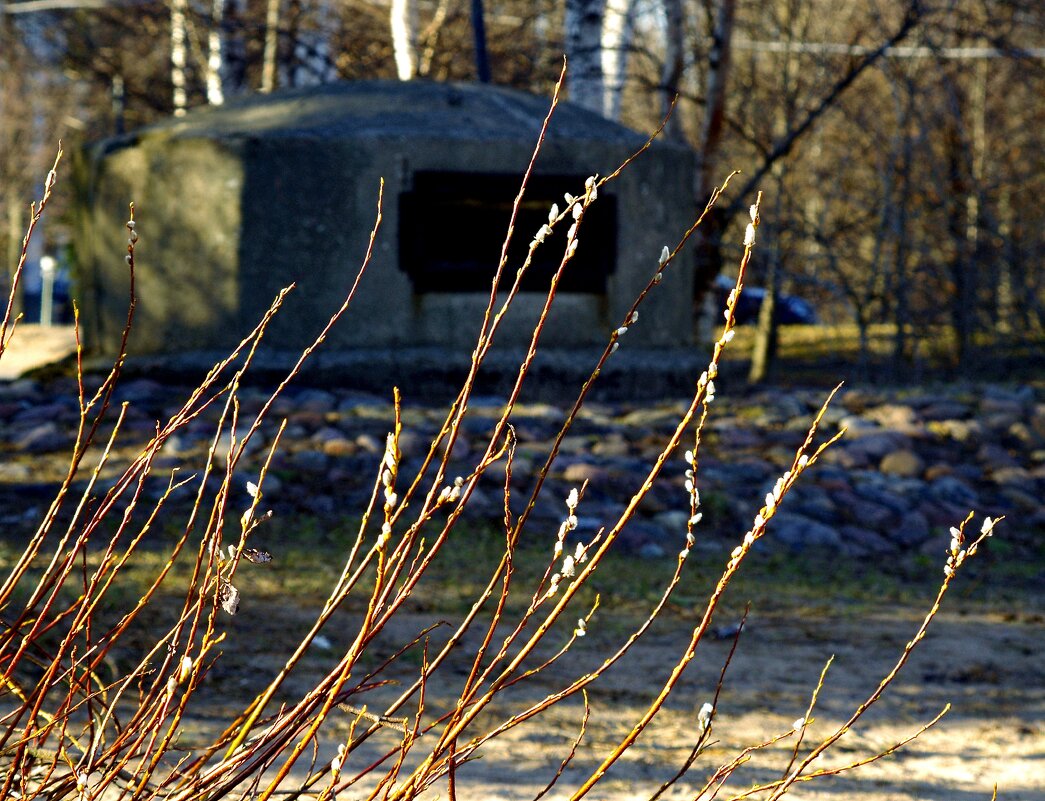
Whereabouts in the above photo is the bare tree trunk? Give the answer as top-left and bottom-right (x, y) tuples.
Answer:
(601, 0), (636, 120)
(261, 0), (279, 92)
(694, 0), (736, 205)
(660, 0), (685, 140)
(748, 243), (780, 384)
(171, 0), (188, 115)
(206, 0), (226, 105)
(471, 0), (491, 83)
(692, 0), (737, 341)
(207, 0), (246, 103)
(391, 0), (419, 81)
(565, 0), (605, 113)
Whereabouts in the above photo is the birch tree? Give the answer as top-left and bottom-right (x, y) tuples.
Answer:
(565, 0), (605, 112)
(391, 0), (419, 80)
(660, 0), (685, 139)
(601, 0), (636, 119)
(205, 0), (247, 105)
(170, 0), (188, 115)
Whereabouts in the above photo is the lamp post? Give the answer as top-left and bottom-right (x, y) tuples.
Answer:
(39, 254), (56, 327)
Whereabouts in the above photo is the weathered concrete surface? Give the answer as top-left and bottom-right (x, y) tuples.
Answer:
(74, 80), (696, 362)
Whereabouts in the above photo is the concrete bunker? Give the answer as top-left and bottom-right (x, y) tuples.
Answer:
(74, 80), (696, 365)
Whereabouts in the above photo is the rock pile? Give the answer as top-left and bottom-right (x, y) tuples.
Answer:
(1, 377), (1041, 558)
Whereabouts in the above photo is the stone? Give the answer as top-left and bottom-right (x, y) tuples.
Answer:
(879, 449), (924, 478)
(928, 476), (978, 507)
(769, 512), (843, 552)
(839, 525), (895, 554)
(864, 403), (920, 432)
(652, 510), (690, 537)
(561, 462), (611, 488)
(591, 433), (630, 457)
(287, 449), (330, 473)
(616, 520), (669, 555)
(0, 462), (32, 481)
(842, 496), (895, 530)
(354, 433), (383, 454)
(845, 432), (912, 462)
(887, 510), (931, 547)
(920, 401), (972, 421)
(928, 419), (982, 442)
(15, 422), (69, 453)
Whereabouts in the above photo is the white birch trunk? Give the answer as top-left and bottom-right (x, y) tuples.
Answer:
(261, 0), (280, 92)
(565, 0), (605, 113)
(391, 0), (419, 80)
(171, 0), (188, 115)
(206, 0), (226, 105)
(206, 0), (247, 103)
(601, 0), (636, 120)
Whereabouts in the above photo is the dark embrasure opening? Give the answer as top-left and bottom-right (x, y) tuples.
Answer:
(399, 171), (617, 294)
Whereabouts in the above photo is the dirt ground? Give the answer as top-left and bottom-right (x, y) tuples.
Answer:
(175, 576), (1044, 801)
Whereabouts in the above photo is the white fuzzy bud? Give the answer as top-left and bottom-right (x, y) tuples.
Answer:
(615, 326), (628, 337)
(177, 655), (193, 683)
(572, 202), (583, 220)
(722, 329), (735, 343)
(566, 487), (579, 510)
(698, 702), (714, 731)
(567, 239), (579, 258)
(689, 513), (703, 526)
(653, 272), (663, 284)
(792, 717), (806, 731)
(744, 223), (756, 247)
(659, 245), (670, 266)
(561, 555), (576, 577)
(548, 203), (559, 223)
(749, 204), (759, 223)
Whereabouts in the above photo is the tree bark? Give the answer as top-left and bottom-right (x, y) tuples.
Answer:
(261, 0), (280, 92)
(691, 0), (736, 339)
(391, 0), (419, 81)
(170, 0), (188, 115)
(471, 0), (491, 83)
(565, 0), (605, 113)
(601, 0), (636, 120)
(660, 0), (685, 140)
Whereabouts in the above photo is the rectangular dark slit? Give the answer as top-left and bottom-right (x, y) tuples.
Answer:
(399, 171), (617, 294)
